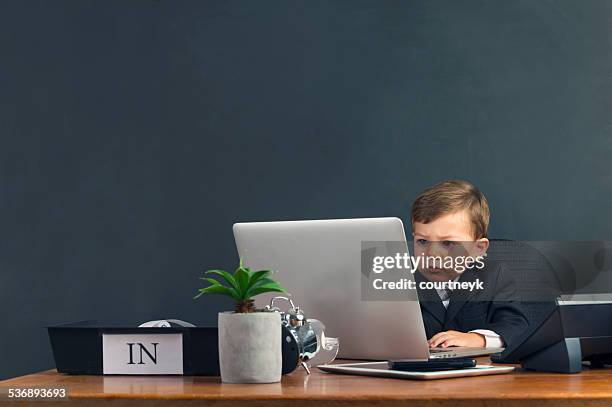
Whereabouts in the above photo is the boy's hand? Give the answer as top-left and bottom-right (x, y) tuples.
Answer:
(428, 330), (485, 348)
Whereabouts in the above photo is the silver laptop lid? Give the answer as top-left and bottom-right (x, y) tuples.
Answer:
(233, 217), (430, 360)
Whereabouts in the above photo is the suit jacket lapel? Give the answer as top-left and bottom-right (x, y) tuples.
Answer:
(444, 268), (480, 325)
(415, 272), (446, 325)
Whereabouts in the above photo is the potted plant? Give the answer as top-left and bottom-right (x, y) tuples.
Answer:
(195, 260), (288, 383)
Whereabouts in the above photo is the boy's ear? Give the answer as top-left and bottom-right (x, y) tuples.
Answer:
(475, 238), (489, 256)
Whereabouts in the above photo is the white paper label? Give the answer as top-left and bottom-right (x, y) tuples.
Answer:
(102, 333), (183, 375)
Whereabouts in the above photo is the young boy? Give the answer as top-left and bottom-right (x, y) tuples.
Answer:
(411, 179), (527, 349)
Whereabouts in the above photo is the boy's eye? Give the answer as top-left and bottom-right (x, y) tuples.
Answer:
(416, 239), (428, 245)
(441, 241), (457, 247)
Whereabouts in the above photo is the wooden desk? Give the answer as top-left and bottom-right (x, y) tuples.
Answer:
(1, 358), (612, 406)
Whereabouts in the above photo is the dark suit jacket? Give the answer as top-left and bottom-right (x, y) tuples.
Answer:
(416, 260), (528, 349)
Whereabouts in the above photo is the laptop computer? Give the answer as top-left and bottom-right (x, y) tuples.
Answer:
(233, 217), (503, 360)
(317, 361), (514, 380)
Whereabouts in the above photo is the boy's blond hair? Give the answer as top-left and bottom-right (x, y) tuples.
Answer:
(411, 179), (490, 239)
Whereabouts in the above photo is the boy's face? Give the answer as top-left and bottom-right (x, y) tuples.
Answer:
(412, 209), (489, 282)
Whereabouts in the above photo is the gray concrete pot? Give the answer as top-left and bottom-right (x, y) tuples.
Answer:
(218, 311), (281, 383)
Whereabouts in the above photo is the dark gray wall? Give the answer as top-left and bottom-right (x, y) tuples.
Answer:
(1, 0), (611, 379)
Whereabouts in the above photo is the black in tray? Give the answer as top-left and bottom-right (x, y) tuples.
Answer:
(47, 320), (219, 375)
(47, 320), (300, 376)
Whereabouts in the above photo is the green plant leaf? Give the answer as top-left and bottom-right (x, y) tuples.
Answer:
(243, 266), (253, 281)
(199, 276), (223, 287)
(245, 277), (276, 291)
(234, 265), (250, 298)
(245, 281), (287, 299)
(195, 259), (286, 303)
(204, 269), (240, 293)
(241, 277), (277, 300)
(195, 285), (241, 301)
(249, 269), (272, 286)
(245, 284), (287, 299)
(197, 277), (240, 299)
